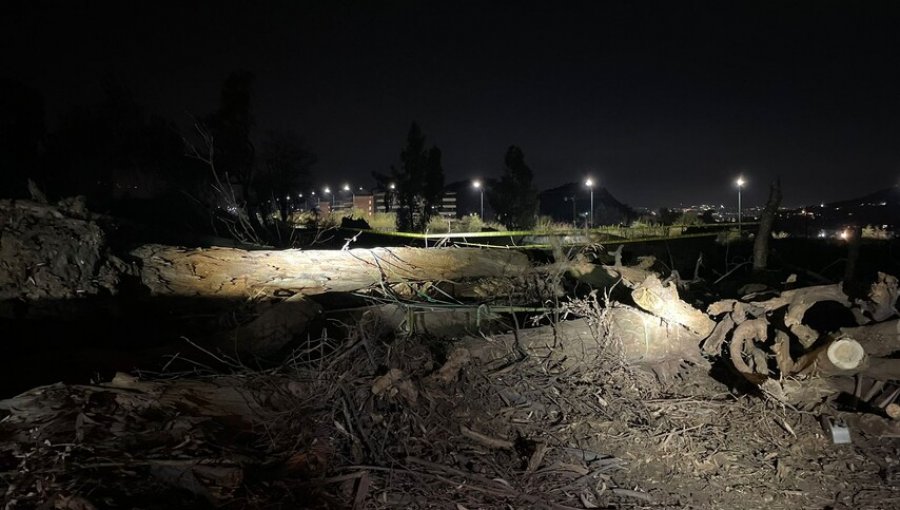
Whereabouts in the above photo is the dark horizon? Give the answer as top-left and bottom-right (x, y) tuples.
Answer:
(4, 1), (900, 209)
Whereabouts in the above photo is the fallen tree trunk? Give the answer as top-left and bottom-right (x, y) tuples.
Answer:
(132, 244), (532, 300)
(455, 306), (708, 380)
(840, 319), (900, 357)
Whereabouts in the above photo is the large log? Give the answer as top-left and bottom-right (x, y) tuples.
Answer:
(840, 319), (900, 357)
(455, 305), (708, 380)
(631, 274), (715, 337)
(133, 244), (532, 300)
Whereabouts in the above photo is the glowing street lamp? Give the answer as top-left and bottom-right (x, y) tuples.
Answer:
(343, 183), (355, 207)
(472, 179), (484, 218)
(584, 178), (595, 228)
(735, 176), (745, 234)
(323, 186), (334, 208)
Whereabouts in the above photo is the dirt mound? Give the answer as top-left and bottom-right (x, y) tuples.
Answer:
(0, 198), (122, 310)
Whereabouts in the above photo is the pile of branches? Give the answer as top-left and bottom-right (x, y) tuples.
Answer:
(1, 304), (663, 509)
(703, 272), (900, 423)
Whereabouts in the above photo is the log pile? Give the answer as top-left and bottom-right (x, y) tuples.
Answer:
(2, 198), (900, 508)
(703, 278), (900, 410)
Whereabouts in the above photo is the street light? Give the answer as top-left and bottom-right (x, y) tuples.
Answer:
(323, 186), (334, 208)
(472, 179), (484, 218)
(343, 183), (354, 208)
(735, 176), (745, 234)
(584, 178), (595, 228)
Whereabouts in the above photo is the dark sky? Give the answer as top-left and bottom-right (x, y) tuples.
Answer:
(4, 1), (900, 208)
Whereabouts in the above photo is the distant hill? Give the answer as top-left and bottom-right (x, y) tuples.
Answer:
(539, 182), (635, 226)
(780, 186), (900, 235)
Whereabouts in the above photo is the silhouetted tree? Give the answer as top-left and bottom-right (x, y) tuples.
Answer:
(371, 171), (395, 212)
(657, 207), (679, 225)
(205, 71), (256, 204)
(44, 78), (187, 203)
(257, 129), (316, 221)
(673, 211), (702, 226)
(753, 179), (783, 272)
(186, 72), (319, 245)
(487, 145), (538, 229)
(391, 122), (444, 231)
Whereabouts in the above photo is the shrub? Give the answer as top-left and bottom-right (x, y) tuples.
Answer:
(426, 216), (453, 233)
(369, 212), (397, 231)
(455, 214), (484, 233)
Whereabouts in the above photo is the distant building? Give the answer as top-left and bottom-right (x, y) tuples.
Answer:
(444, 180), (492, 219)
(353, 193), (374, 217)
(373, 190), (395, 213)
(437, 190), (457, 218)
(372, 183), (464, 218)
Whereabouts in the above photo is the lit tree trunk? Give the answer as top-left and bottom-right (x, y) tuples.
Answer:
(753, 179), (782, 271)
(132, 245), (531, 300)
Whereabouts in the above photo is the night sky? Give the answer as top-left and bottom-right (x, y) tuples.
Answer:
(4, 1), (900, 208)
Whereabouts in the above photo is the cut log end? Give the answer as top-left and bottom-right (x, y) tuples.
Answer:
(885, 403), (900, 420)
(827, 338), (865, 370)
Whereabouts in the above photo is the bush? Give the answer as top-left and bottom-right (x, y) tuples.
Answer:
(672, 211), (702, 226)
(369, 212), (397, 231)
(534, 216), (573, 232)
(426, 216), (453, 233)
(480, 221), (507, 232)
(455, 214), (484, 233)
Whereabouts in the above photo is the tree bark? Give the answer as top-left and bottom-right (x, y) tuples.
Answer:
(463, 306), (707, 380)
(132, 244), (532, 300)
(753, 179), (782, 271)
